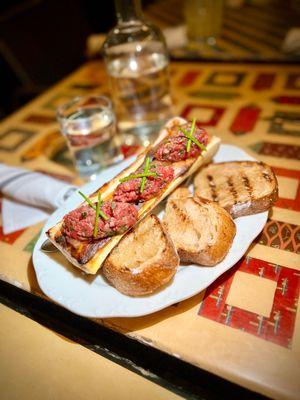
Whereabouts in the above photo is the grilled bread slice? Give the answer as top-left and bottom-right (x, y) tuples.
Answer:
(168, 186), (192, 201)
(194, 161), (278, 218)
(164, 197), (236, 266)
(102, 214), (179, 296)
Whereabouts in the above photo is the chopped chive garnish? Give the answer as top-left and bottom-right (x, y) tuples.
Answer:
(93, 192), (109, 238)
(119, 171), (156, 183)
(79, 191), (109, 238)
(93, 192), (101, 238)
(183, 132), (207, 151)
(118, 156), (158, 193)
(98, 205), (109, 222)
(78, 191), (96, 210)
(186, 137), (191, 153)
(180, 118), (207, 153)
(140, 156), (151, 193)
(186, 118), (196, 152)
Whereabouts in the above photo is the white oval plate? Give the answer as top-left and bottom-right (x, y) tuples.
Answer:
(33, 145), (268, 318)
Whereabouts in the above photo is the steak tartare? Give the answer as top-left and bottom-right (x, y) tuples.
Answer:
(62, 201), (138, 241)
(114, 163), (174, 203)
(154, 122), (208, 162)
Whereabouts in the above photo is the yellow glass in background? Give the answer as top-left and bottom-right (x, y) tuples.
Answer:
(184, 0), (223, 47)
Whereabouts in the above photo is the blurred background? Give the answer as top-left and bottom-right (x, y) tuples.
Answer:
(1, 0), (300, 119)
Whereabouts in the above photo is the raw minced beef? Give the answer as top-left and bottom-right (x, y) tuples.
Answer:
(154, 123), (208, 162)
(62, 201), (138, 241)
(114, 163), (174, 203)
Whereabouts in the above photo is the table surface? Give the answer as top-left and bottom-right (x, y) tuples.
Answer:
(0, 303), (182, 400)
(145, 0), (300, 62)
(0, 60), (300, 400)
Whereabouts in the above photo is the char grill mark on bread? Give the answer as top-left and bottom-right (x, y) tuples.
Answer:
(207, 175), (218, 201)
(164, 197), (236, 266)
(227, 176), (238, 205)
(103, 214), (179, 296)
(242, 174), (253, 200)
(194, 161), (278, 218)
(47, 117), (221, 274)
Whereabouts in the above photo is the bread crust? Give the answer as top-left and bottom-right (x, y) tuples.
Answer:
(164, 197), (236, 266)
(194, 161), (278, 219)
(168, 186), (192, 201)
(102, 215), (179, 296)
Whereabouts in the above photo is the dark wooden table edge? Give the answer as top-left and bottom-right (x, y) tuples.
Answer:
(0, 279), (270, 400)
(169, 56), (300, 65)
(90, 53), (300, 65)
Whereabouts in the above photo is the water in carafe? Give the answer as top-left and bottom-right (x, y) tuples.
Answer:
(103, 0), (173, 145)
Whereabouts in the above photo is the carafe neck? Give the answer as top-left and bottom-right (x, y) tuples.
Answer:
(115, 0), (143, 24)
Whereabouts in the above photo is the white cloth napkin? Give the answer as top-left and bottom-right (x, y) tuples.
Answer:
(0, 164), (77, 234)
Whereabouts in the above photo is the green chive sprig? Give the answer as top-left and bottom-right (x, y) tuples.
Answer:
(93, 192), (109, 238)
(119, 156), (157, 193)
(93, 192), (101, 238)
(119, 171), (156, 183)
(78, 191), (109, 238)
(140, 156), (151, 193)
(180, 118), (207, 153)
(78, 191), (96, 210)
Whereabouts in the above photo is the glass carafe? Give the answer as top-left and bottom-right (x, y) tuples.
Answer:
(102, 0), (173, 146)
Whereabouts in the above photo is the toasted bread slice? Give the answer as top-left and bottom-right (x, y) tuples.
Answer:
(194, 161), (278, 218)
(168, 186), (192, 201)
(102, 214), (179, 296)
(164, 197), (236, 266)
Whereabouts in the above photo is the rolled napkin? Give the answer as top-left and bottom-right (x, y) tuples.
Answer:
(0, 156), (135, 235)
(0, 163), (77, 234)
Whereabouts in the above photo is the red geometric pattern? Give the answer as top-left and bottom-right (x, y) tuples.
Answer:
(177, 71), (201, 87)
(272, 166), (300, 211)
(230, 105), (261, 135)
(272, 95), (300, 105)
(199, 257), (300, 348)
(0, 226), (25, 245)
(252, 73), (275, 91)
(181, 104), (225, 127)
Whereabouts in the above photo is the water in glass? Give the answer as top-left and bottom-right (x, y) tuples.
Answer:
(57, 95), (121, 180)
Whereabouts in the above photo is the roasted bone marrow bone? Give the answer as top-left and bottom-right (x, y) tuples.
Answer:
(47, 117), (221, 274)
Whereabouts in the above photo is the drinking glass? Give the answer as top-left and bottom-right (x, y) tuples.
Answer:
(57, 95), (122, 181)
(184, 0), (224, 47)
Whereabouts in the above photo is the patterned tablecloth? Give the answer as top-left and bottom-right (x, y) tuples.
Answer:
(0, 61), (299, 399)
